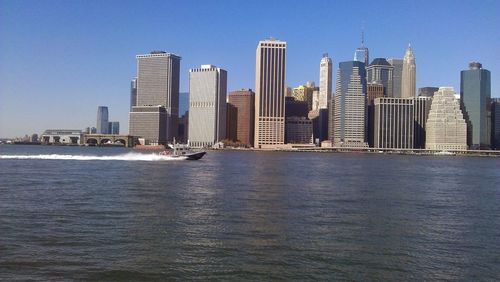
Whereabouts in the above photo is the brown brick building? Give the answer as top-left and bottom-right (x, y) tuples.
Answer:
(228, 89), (255, 146)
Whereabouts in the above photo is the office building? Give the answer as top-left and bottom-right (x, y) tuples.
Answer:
(188, 65), (227, 147)
(310, 108), (329, 144)
(460, 62), (491, 149)
(108, 121), (120, 135)
(285, 117), (313, 144)
(418, 87), (439, 97)
(354, 31), (369, 66)
(401, 45), (416, 98)
(366, 58), (394, 98)
(426, 87), (467, 150)
(491, 98), (500, 149)
(254, 38), (286, 148)
(226, 103), (238, 142)
(319, 54), (332, 110)
(292, 84), (316, 111)
(131, 51), (181, 143)
(332, 61), (368, 147)
(374, 98), (414, 149)
(228, 89), (255, 147)
(414, 96), (432, 148)
(96, 106), (109, 134)
(388, 58), (403, 98)
(367, 82), (384, 147)
(285, 97), (309, 118)
(178, 111), (188, 144)
(130, 78), (137, 112)
(129, 106), (167, 145)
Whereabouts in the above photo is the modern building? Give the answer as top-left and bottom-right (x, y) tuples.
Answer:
(367, 82), (384, 147)
(491, 98), (500, 149)
(226, 103), (238, 142)
(130, 78), (137, 112)
(188, 65), (227, 148)
(178, 111), (188, 144)
(292, 84), (316, 111)
(285, 97), (309, 118)
(129, 106), (167, 145)
(319, 54), (332, 110)
(130, 51), (181, 143)
(254, 38), (286, 148)
(285, 117), (313, 144)
(460, 62), (491, 149)
(401, 45), (416, 98)
(309, 108), (329, 144)
(388, 58), (403, 98)
(96, 106), (109, 134)
(332, 61), (368, 147)
(426, 87), (467, 150)
(108, 121), (120, 135)
(366, 58), (394, 98)
(41, 129), (83, 145)
(373, 98), (414, 149)
(414, 96), (433, 148)
(418, 87), (439, 97)
(228, 89), (255, 147)
(354, 31), (369, 66)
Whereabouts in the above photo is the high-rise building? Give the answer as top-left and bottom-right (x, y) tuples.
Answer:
(374, 97), (414, 149)
(226, 103), (238, 142)
(366, 58), (394, 98)
(285, 117), (313, 144)
(131, 51), (181, 143)
(254, 38), (286, 148)
(97, 106), (109, 134)
(292, 84), (316, 111)
(426, 87), (467, 150)
(414, 96), (433, 149)
(418, 87), (439, 97)
(401, 45), (416, 98)
(130, 78), (137, 112)
(228, 89), (255, 147)
(129, 106), (167, 145)
(188, 65), (227, 147)
(491, 98), (500, 149)
(354, 31), (369, 66)
(108, 121), (120, 135)
(367, 82), (384, 147)
(332, 61), (368, 147)
(388, 58), (403, 98)
(319, 54), (332, 110)
(460, 62), (491, 149)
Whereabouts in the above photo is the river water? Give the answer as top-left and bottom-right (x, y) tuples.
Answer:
(1, 145), (499, 280)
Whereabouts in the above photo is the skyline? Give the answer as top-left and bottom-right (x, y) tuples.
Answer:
(1, 0), (499, 138)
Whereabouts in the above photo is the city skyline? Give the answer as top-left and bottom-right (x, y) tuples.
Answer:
(1, 0), (499, 138)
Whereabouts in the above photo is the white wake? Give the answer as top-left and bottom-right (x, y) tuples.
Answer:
(0, 152), (187, 161)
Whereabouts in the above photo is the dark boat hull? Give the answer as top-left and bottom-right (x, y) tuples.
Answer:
(186, 151), (206, 160)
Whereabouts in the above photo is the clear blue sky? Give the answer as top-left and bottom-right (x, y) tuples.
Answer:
(1, 0), (499, 138)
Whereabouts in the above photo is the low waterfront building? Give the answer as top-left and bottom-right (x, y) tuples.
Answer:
(41, 129), (83, 145)
(426, 87), (467, 150)
(285, 117), (313, 144)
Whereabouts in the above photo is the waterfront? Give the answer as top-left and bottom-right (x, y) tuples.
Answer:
(1, 145), (499, 280)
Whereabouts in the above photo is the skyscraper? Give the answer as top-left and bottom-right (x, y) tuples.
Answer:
(254, 38), (286, 148)
(108, 121), (120, 135)
(96, 106), (109, 134)
(366, 58), (394, 98)
(319, 54), (332, 110)
(491, 98), (500, 149)
(388, 58), (403, 98)
(401, 45), (416, 98)
(414, 96), (433, 149)
(130, 78), (137, 112)
(130, 51), (181, 143)
(426, 87), (467, 150)
(367, 82), (384, 147)
(354, 31), (369, 66)
(188, 65), (227, 147)
(374, 98), (414, 149)
(332, 61), (368, 147)
(460, 62), (491, 149)
(228, 89), (255, 147)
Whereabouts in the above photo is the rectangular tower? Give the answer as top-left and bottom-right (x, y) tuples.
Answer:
(374, 97), (414, 149)
(388, 58), (403, 98)
(97, 106), (109, 134)
(228, 89), (255, 147)
(254, 39), (286, 148)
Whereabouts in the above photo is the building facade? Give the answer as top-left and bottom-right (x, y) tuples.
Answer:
(418, 87), (439, 97)
(254, 39), (287, 148)
(226, 103), (238, 142)
(188, 65), (227, 147)
(367, 83), (384, 147)
(130, 78), (137, 112)
(354, 31), (369, 66)
(97, 106), (109, 134)
(414, 96), (432, 148)
(401, 45), (416, 98)
(41, 129), (83, 145)
(426, 87), (467, 150)
(332, 61), (368, 147)
(374, 98), (414, 149)
(108, 121), (120, 135)
(492, 98), (500, 149)
(388, 58), (403, 98)
(129, 106), (167, 145)
(228, 89), (255, 146)
(366, 58), (394, 98)
(285, 117), (313, 144)
(319, 54), (332, 110)
(460, 62), (491, 149)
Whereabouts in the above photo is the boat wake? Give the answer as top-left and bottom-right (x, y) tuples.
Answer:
(0, 152), (187, 161)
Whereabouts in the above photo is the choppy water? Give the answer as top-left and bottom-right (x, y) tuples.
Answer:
(1, 145), (499, 281)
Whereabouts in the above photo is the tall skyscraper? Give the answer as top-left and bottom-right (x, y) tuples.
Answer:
(426, 87), (467, 150)
(254, 38), (286, 148)
(414, 96), (433, 149)
(401, 45), (416, 98)
(354, 31), (369, 66)
(96, 106), (109, 134)
(460, 62), (491, 149)
(332, 61), (368, 147)
(366, 58), (394, 98)
(388, 58), (403, 98)
(108, 121), (120, 135)
(228, 89), (255, 147)
(130, 78), (137, 112)
(130, 51), (181, 143)
(374, 98), (414, 149)
(367, 82), (384, 147)
(129, 106), (167, 144)
(319, 54), (332, 110)
(491, 98), (500, 149)
(188, 65), (227, 147)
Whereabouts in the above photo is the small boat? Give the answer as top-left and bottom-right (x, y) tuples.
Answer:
(160, 140), (206, 160)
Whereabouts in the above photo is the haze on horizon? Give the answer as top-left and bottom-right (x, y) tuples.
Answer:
(1, 0), (499, 138)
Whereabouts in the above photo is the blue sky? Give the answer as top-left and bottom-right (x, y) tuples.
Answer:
(1, 0), (499, 138)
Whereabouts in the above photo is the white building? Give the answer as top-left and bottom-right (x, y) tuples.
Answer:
(319, 54), (332, 110)
(401, 45), (416, 98)
(188, 65), (227, 147)
(426, 87), (467, 150)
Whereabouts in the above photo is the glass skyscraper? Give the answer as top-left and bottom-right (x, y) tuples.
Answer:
(96, 106), (109, 134)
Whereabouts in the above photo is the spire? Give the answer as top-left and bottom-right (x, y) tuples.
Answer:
(361, 30), (365, 47)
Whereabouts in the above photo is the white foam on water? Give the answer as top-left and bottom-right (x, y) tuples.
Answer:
(0, 152), (187, 161)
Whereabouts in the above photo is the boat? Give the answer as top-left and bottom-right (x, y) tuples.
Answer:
(160, 140), (206, 160)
